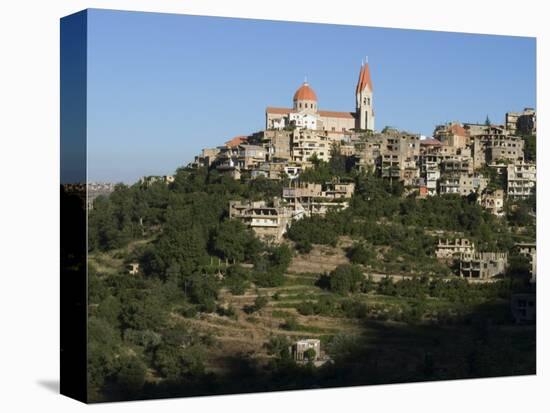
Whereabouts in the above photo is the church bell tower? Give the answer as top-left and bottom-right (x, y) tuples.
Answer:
(355, 59), (375, 131)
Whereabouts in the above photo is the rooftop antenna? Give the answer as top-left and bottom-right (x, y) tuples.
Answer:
(365, 55), (369, 64)
(304, 75), (307, 84)
(361, 58), (364, 66)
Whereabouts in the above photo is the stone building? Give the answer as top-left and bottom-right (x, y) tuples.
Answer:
(436, 238), (475, 260)
(265, 62), (375, 133)
(459, 252), (508, 279)
(507, 162), (536, 199)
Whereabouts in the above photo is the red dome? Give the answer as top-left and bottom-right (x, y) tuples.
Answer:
(293, 82), (317, 102)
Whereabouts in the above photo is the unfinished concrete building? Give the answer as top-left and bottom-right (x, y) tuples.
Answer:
(507, 162), (536, 199)
(290, 129), (332, 165)
(479, 189), (505, 216)
(282, 180), (355, 218)
(438, 173), (487, 196)
(228, 199), (293, 243)
(436, 238), (475, 260)
(506, 108), (536, 135)
(459, 252), (508, 279)
(291, 339), (321, 362)
(515, 242), (536, 283)
(511, 293), (536, 324)
(470, 127), (524, 169)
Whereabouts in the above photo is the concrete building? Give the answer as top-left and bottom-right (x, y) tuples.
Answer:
(515, 242), (536, 283)
(192, 147), (222, 168)
(438, 173), (487, 196)
(511, 293), (536, 324)
(506, 108), (536, 135)
(507, 162), (536, 199)
(282, 180), (355, 218)
(127, 263), (140, 275)
(436, 238), (475, 260)
(470, 127), (524, 169)
(433, 122), (470, 149)
(378, 131), (421, 183)
(419, 152), (441, 196)
(291, 339), (321, 362)
(459, 252), (508, 279)
(228, 199), (293, 243)
(440, 156), (473, 176)
(251, 161), (286, 180)
(290, 130), (331, 165)
(255, 130), (293, 162)
(479, 189), (505, 216)
(140, 175), (175, 186)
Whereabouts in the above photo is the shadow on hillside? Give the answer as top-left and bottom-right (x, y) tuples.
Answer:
(95, 297), (535, 403)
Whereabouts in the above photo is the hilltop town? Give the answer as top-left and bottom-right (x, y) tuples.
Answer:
(177, 62), (536, 282)
(80, 62), (537, 401)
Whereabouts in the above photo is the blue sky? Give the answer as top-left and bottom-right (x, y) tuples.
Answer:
(85, 9), (536, 183)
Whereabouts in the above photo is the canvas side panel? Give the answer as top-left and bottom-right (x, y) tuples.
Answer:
(60, 9), (88, 403)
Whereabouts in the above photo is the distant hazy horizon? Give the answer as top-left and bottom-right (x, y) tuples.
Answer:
(85, 9), (536, 183)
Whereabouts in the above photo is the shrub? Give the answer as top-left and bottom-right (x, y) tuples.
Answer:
(329, 264), (364, 294)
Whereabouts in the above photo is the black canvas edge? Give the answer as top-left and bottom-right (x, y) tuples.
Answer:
(60, 9), (88, 404)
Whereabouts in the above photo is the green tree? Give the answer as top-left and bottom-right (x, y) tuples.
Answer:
(116, 357), (147, 396)
(212, 219), (259, 263)
(303, 348), (317, 361)
(329, 264), (364, 294)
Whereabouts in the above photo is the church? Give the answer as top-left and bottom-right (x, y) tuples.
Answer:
(265, 62), (375, 132)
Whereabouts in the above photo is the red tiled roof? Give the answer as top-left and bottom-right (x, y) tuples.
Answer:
(224, 135), (248, 147)
(318, 110), (356, 119)
(266, 107), (295, 115)
(356, 63), (373, 94)
(266, 107), (355, 119)
(450, 123), (467, 137)
(420, 138), (442, 146)
(293, 82), (318, 101)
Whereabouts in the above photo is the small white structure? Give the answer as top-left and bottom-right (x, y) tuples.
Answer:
(291, 339), (321, 362)
(127, 263), (140, 275)
(289, 112), (318, 130)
